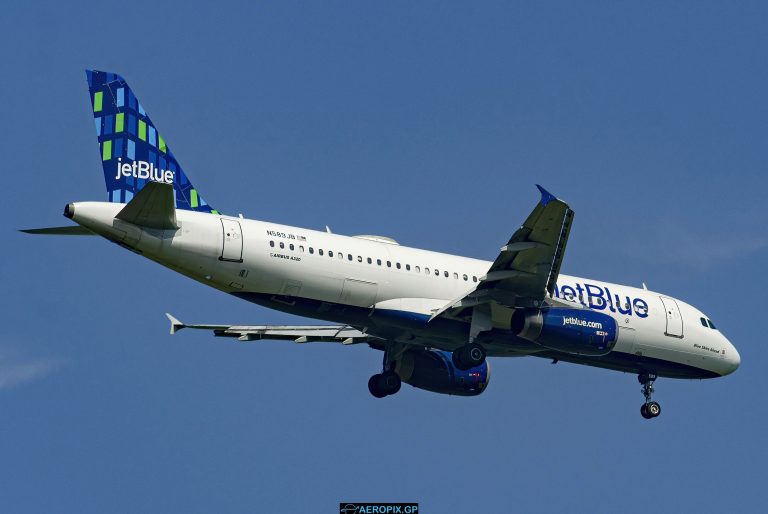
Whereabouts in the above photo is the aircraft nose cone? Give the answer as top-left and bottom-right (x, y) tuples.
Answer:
(723, 343), (741, 375)
(730, 345), (741, 371)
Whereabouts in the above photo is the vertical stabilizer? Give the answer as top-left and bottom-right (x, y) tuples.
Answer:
(86, 70), (216, 213)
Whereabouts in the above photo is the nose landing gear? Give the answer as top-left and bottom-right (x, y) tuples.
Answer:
(639, 373), (661, 419)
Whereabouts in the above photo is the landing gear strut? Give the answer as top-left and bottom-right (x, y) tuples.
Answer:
(452, 342), (487, 371)
(638, 373), (661, 419)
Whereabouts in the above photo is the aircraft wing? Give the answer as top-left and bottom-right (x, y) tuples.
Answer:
(431, 185), (573, 319)
(166, 313), (380, 345)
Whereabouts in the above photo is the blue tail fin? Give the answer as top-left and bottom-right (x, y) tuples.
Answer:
(86, 70), (216, 214)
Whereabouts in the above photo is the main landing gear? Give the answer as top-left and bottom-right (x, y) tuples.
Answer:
(639, 373), (661, 419)
(368, 371), (401, 398)
(452, 342), (487, 371)
(368, 346), (402, 398)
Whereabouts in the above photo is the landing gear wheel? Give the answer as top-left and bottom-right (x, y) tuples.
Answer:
(368, 374), (387, 398)
(637, 372), (661, 419)
(368, 372), (401, 398)
(380, 371), (401, 395)
(452, 343), (487, 370)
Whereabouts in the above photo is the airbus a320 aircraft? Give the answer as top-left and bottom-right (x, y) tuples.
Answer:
(24, 70), (740, 419)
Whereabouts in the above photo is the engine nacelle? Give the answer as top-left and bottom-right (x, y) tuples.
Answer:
(396, 350), (490, 396)
(511, 307), (617, 356)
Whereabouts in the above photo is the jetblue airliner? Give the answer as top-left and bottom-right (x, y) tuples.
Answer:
(24, 70), (740, 419)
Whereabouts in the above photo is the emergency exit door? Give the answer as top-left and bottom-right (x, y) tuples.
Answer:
(219, 219), (243, 262)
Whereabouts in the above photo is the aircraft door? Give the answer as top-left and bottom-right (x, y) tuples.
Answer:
(219, 219), (243, 262)
(659, 296), (683, 338)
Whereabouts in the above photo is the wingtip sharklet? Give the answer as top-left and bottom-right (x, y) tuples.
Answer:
(166, 313), (184, 335)
(536, 184), (557, 206)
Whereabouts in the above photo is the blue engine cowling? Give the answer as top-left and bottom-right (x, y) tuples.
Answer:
(396, 349), (490, 396)
(511, 307), (617, 356)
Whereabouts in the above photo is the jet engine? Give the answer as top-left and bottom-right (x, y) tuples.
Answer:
(396, 349), (490, 396)
(511, 307), (617, 356)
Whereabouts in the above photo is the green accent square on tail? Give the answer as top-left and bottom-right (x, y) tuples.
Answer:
(211, 210), (219, 215)
(158, 134), (166, 153)
(94, 91), (103, 112)
(138, 120), (147, 141)
(190, 189), (199, 208)
(102, 140), (112, 161)
(115, 113), (124, 132)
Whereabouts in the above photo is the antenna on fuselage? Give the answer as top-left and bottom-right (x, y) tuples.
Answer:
(325, 225), (332, 234)
(642, 282), (648, 290)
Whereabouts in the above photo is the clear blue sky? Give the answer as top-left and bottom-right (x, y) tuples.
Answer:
(2, 1), (766, 512)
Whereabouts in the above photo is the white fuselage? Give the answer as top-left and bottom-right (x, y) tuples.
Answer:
(69, 201), (741, 379)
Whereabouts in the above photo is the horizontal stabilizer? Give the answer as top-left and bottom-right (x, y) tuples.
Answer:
(116, 182), (177, 230)
(20, 226), (95, 236)
(165, 313), (379, 344)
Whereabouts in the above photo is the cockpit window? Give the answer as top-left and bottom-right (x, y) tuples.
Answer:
(700, 317), (708, 327)
(707, 319), (717, 330)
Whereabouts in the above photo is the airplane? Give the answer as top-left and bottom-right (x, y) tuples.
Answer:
(22, 70), (740, 419)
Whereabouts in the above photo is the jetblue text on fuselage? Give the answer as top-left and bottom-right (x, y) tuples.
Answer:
(115, 158), (174, 184)
(553, 282), (649, 318)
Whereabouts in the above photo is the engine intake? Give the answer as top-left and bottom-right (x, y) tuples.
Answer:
(396, 349), (490, 396)
(511, 307), (617, 356)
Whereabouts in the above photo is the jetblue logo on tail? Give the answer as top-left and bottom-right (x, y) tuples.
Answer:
(115, 158), (174, 184)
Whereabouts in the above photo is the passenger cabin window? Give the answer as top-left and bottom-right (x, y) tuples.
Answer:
(289, 244), (294, 251)
(425, 268), (430, 275)
(415, 266), (421, 273)
(279, 242), (285, 249)
(387, 261), (392, 268)
(453, 272), (458, 279)
(396, 263), (401, 269)
(367, 257), (372, 264)
(358, 256), (363, 262)
(309, 247), (314, 254)
(472, 276), (478, 282)
(269, 241), (275, 247)
(444, 271), (449, 278)
(328, 251), (333, 257)
(377, 259), (382, 266)
(434, 269), (439, 276)
(406, 264), (411, 271)
(319, 249), (324, 256)
(463, 274), (468, 281)
(348, 254), (353, 261)
(338, 252), (343, 260)
(299, 245), (304, 252)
